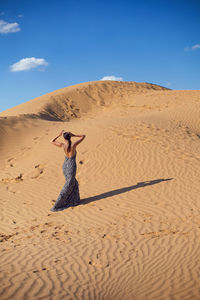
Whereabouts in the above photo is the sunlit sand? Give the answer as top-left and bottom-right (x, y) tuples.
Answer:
(0, 80), (200, 299)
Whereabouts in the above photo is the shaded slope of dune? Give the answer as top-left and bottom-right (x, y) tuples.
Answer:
(0, 80), (169, 153)
(0, 80), (169, 121)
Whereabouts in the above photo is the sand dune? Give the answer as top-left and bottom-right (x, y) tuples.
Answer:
(0, 81), (200, 299)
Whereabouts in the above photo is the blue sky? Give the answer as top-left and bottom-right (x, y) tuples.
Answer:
(0, 0), (200, 112)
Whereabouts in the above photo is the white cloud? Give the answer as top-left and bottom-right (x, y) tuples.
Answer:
(0, 19), (20, 33)
(18, 14), (23, 18)
(100, 75), (123, 81)
(166, 82), (171, 87)
(10, 57), (48, 72)
(192, 44), (200, 50)
(184, 44), (200, 51)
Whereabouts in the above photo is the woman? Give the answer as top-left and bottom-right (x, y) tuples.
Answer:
(50, 130), (86, 211)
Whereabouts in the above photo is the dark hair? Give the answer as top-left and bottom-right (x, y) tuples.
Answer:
(63, 132), (71, 152)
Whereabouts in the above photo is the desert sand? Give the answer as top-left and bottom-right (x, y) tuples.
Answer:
(0, 80), (200, 300)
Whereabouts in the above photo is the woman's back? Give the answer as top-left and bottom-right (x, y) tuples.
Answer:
(63, 134), (86, 158)
(63, 142), (77, 158)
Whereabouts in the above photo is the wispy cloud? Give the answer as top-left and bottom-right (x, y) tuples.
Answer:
(10, 57), (48, 72)
(0, 19), (20, 34)
(184, 44), (200, 51)
(191, 44), (200, 50)
(100, 75), (123, 81)
(165, 82), (171, 87)
(18, 14), (23, 18)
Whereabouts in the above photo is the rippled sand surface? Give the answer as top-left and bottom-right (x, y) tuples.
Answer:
(0, 81), (200, 300)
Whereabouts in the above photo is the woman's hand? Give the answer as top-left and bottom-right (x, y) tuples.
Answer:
(69, 132), (75, 137)
(59, 130), (65, 136)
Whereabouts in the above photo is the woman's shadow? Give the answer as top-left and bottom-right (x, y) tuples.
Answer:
(80, 178), (173, 205)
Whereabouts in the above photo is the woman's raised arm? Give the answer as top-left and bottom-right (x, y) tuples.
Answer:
(73, 134), (86, 147)
(50, 130), (64, 147)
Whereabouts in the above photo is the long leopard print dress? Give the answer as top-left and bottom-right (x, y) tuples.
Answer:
(50, 152), (80, 212)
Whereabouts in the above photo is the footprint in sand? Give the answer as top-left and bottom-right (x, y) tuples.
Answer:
(6, 186), (18, 194)
(5, 158), (16, 168)
(15, 173), (23, 182)
(33, 137), (41, 143)
(0, 233), (15, 242)
(54, 259), (60, 263)
(5, 163), (15, 168)
(33, 268), (47, 273)
(140, 229), (177, 238)
(26, 164), (45, 179)
(7, 157), (15, 162)
(2, 164), (46, 183)
(1, 173), (23, 184)
(21, 146), (31, 151)
(21, 147), (31, 156)
(88, 260), (109, 268)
